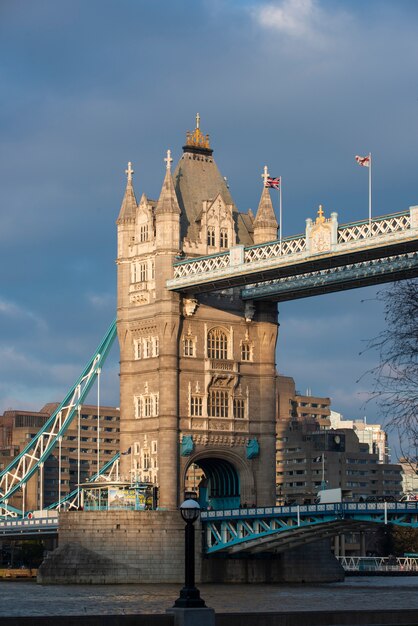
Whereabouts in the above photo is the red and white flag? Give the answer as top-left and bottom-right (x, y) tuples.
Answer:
(355, 154), (371, 167)
(265, 176), (281, 189)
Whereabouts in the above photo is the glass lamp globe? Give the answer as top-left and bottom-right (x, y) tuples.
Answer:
(180, 499), (200, 523)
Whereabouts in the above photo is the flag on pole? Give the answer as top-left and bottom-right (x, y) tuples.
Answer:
(265, 176), (280, 189)
(355, 154), (371, 167)
(121, 447), (131, 455)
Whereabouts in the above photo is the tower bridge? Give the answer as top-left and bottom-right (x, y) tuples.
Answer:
(167, 207), (418, 300)
(2, 116), (418, 583)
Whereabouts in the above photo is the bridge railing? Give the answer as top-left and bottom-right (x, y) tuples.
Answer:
(0, 515), (58, 536)
(200, 501), (418, 521)
(338, 556), (418, 572)
(170, 208), (416, 283)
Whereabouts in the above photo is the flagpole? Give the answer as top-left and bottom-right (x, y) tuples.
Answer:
(368, 152), (372, 230)
(279, 177), (282, 253)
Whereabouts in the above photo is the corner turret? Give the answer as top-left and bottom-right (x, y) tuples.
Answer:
(253, 165), (279, 244)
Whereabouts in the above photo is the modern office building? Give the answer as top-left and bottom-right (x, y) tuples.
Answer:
(0, 404), (120, 511)
(330, 411), (390, 463)
(276, 376), (402, 505)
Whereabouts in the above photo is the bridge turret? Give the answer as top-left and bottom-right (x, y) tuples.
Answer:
(116, 161), (137, 258)
(253, 168), (278, 244)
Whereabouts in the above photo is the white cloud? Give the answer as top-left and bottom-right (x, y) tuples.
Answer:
(257, 0), (317, 37)
(0, 297), (47, 331)
(87, 292), (115, 310)
(252, 0), (350, 48)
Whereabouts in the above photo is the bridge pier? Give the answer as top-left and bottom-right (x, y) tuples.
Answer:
(37, 512), (344, 584)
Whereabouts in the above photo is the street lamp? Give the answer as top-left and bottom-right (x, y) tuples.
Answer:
(173, 499), (206, 608)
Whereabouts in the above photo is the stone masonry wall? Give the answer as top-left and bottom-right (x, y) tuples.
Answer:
(38, 511), (344, 584)
(41, 510), (199, 584)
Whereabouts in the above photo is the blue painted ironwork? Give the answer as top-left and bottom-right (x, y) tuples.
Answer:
(45, 452), (121, 512)
(0, 320), (117, 513)
(201, 502), (418, 554)
(0, 515), (58, 537)
(196, 458), (240, 511)
(242, 252), (418, 302)
(167, 208), (418, 296)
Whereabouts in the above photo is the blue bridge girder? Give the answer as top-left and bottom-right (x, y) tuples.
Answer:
(201, 502), (418, 554)
(242, 251), (418, 302)
(0, 515), (58, 538)
(167, 209), (418, 299)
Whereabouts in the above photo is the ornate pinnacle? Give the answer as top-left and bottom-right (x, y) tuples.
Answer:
(261, 165), (270, 187)
(125, 161), (134, 183)
(164, 149), (173, 171)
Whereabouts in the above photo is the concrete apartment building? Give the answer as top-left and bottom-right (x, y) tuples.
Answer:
(0, 404), (119, 511)
(276, 375), (402, 505)
(330, 411), (390, 464)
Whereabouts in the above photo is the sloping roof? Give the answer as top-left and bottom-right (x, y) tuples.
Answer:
(172, 129), (253, 245)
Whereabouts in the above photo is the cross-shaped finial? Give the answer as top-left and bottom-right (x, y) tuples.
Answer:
(164, 149), (173, 171)
(316, 204), (325, 223)
(196, 113), (200, 129)
(261, 165), (269, 187)
(125, 161), (134, 183)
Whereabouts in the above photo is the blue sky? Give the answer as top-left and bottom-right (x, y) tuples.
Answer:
(0, 1), (417, 456)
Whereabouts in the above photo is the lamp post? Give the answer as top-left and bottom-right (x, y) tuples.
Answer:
(173, 499), (206, 608)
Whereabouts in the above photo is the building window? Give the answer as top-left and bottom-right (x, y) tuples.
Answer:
(207, 227), (215, 247)
(190, 396), (203, 417)
(135, 393), (159, 418)
(220, 228), (228, 248)
(208, 389), (229, 418)
(207, 328), (228, 360)
(135, 336), (159, 360)
(184, 336), (195, 357)
(233, 398), (245, 419)
(151, 440), (158, 454)
(139, 224), (148, 242)
(134, 340), (141, 360)
(143, 451), (151, 470)
(134, 442), (140, 455)
(139, 262), (148, 282)
(241, 341), (251, 361)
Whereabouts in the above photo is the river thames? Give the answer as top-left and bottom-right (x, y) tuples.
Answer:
(0, 576), (417, 616)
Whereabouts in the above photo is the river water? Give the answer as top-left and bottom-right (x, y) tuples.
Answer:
(0, 576), (417, 616)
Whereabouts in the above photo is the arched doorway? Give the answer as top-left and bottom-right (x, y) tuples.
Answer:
(185, 457), (240, 510)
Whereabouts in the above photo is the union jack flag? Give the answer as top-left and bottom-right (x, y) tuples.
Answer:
(355, 154), (371, 167)
(265, 176), (281, 189)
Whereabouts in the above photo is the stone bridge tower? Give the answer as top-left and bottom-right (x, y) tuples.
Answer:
(117, 117), (278, 510)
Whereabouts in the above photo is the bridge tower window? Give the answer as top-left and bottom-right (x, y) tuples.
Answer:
(220, 228), (228, 248)
(190, 396), (203, 417)
(208, 389), (229, 418)
(233, 398), (245, 419)
(207, 328), (228, 360)
(207, 226), (215, 247)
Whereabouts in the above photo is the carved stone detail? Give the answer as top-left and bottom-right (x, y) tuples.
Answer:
(183, 298), (199, 317)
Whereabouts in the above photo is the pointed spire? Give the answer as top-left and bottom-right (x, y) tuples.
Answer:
(117, 161), (138, 222)
(156, 150), (181, 215)
(253, 168), (278, 243)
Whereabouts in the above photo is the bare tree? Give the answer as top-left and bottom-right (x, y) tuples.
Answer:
(363, 278), (418, 462)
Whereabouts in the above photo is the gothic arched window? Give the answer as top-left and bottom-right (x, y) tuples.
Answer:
(207, 328), (228, 360)
(207, 226), (215, 247)
(220, 228), (228, 249)
(208, 389), (229, 418)
(241, 341), (252, 362)
(233, 398), (245, 419)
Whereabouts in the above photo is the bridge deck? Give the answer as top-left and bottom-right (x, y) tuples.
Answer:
(167, 208), (418, 299)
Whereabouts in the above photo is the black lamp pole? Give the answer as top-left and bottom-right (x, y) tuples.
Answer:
(174, 499), (206, 608)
